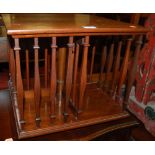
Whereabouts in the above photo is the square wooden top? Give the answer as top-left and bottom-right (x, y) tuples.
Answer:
(2, 14), (149, 36)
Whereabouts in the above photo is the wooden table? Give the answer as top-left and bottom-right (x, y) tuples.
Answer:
(2, 14), (149, 140)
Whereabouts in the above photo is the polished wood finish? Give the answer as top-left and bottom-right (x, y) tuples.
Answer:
(0, 89), (153, 141)
(22, 115), (138, 140)
(44, 48), (48, 88)
(89, 46), (96, 82)
(111, 41), (122, 94)
(0, 90), (140, 141)
(34, 37), (41, 126)
(11, 84), (137, 139)
(2, 14), (149, 140)
(99, 46), (107, 86)
(25, 49), (30, 90)
(130, 13), (141, 25)
(116, 38), (132, 100)
(9, 48), (16, 86)
(50, 37), (57, 119)
(57, 47), (66, 101)
(72, 44), (79, 105)
(64, 36), (74, 119)
(14, 38), (25, 125)
(78, 36), (89, 112)
(2, 14), (149, 36)
(104, 43), (114, 90)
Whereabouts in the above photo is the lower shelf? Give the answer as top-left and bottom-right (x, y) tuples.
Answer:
(10, 82), (136, 140)
(22, 116), (139, 140)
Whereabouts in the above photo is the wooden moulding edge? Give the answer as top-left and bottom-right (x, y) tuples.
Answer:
(78, 120), (139, 140)
(8, 80), (22, 140)
(10, 31), (149, 39)
(18, 111), (130, 139)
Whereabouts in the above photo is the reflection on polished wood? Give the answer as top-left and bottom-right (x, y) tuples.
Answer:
(2, 14), (149, 140)
(2, 14), (148, 36)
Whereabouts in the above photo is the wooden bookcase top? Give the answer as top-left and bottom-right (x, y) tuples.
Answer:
(2, 14), (149, 36)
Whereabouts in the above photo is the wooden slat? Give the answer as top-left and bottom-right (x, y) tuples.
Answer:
(116, 38), (132, 101)
(130, 13), (141, 25)
(57, 47), (67, 102)
(78, 36), (89, 112)
(64, 36), (74, 120)
(34, 37), (41, 127)
(104, 43), (114, 90)
(72, 43), (80, 106)
(44, 48), (48, 88)
(25, 49), (30, 90)
(9, 48), (16, 86)
(124, 35), (143, 105)
(111, 41), (122, 95)
(99, 46), (107, 87)
(50, 37), (57, 120)
(47, 52), (51, 86)
(89, 46), (96, 82)
(3, 14), (148, 36)
(14, 38), (25, 125)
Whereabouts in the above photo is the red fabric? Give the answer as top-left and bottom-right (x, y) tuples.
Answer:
(128, 14), (155, 136)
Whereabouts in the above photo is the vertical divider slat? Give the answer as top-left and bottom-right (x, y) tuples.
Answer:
(14, 38), (25, 127)
(116, 38), (132, 103)
(78, 36), (90, 112)
(72, 43), (80, 107)
(64, 36), (74, 120)
(99, 46), (107, 87)
(10, 48), (16, 86)
(47, 52), (51, 86)
(111, 41), (122, 95)
(89, 46), (96, 82)
(57, 47), (67, 102)
(26, 49), (30, 90)
(34, 37), (41, 127)
(104, 43), (114, 90)
(44, 48), (48, 88)
(50, 37), (57, 120)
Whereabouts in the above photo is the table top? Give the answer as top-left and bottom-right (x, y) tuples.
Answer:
(2, 14), (149, 36)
